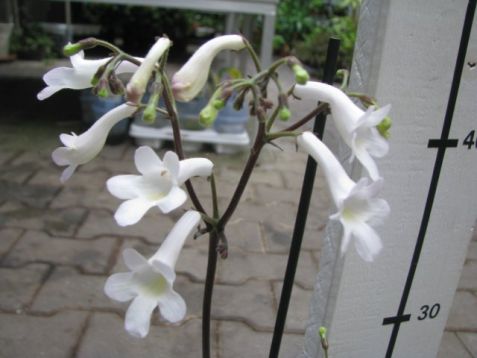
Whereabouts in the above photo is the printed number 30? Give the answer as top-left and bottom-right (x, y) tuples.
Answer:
(418, 303), (440, 320)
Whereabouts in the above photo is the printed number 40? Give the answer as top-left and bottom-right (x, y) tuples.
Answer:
(463, 130), (476, 149)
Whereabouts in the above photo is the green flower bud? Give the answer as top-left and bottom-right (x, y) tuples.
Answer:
(377, 116), (392, 139)
(292, 64), (310, 85)
(142, 103), (157, 124)
(62, 43), (83, 57)
(212, 99), (225, 110)
(97, 87), (109, 98)
(278, 107), (291, 121)
(319, 326), (327, 340)
(199, 105), (218, 127)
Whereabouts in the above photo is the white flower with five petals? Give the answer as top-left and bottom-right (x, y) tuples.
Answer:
(52, 103), (137, 182)
(104, 210), (201, 338)
(298, 132), (390, 261)
(37, 50), (141, 100)
(294, 81), (391, 180)
(107, 146), (213, 226)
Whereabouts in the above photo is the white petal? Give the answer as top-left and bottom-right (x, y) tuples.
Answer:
(125, 295), (158, 338)
(352, 223), (383, 262)
(177, 158), (214, 185)
(135, 146), (163, 175)
(37, 85), (63, 100)
(104, 272), (136, 302)
(43, 67), (90, 89)
(51, 147), (72, 166)
(60, 133), (77, 147)
(340, 225), (352, 255)
(163, 151), (180, 180)
(60, 165), (77, 183)
(367, 198), (391, 226)
(157, 290), (187, 323)
(156, 187), (187, 213)
(123, 248), (148, 271)
(364, 128), (389, 158)
(353, 145), (380, 181)
(107, 175), (143, 200)
(357, 104), (391, 127)
(114, 198), (155, 226)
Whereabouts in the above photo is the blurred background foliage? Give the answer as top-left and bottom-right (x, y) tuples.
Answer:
(5, 0), (360, 69)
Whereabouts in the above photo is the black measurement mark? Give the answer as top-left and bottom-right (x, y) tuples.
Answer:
(382, 1), (476, 357)
(417, 303), (441, 320)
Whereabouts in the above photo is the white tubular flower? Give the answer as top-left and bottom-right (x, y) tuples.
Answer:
(172, 35), (245, 102)
(297, 132), (390, 262)
(52, 103), (137, 183)
(37, 50), (140, 100)
(104, 210), (201, 338)
(107, 146), (213, 226)
(294, 82), (391, 180)
(126, 37), (172, 103)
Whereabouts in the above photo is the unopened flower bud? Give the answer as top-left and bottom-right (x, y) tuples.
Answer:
(212, 99), (225, 110)
(63, 38), (96, 57)
(108, 73), (125, 95)
(142, 92), (160, 124)
(292, 64), (310, 85)
(233, 90), (247, 111)
(377, 116), (392, 139)
(199, 105), (218, 127)
(319, 326), (327, 340)
(279, 107), (291, 121)
(93, 79), (110, 98)
(91, 63), (108, 86)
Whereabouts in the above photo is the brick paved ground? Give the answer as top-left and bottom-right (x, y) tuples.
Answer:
(0, 61), (476, 357)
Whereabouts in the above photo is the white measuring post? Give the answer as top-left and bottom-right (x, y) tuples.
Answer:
(302, 0), (477, 357)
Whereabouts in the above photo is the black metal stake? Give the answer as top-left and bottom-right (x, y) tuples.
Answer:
(269, 38), (340, 358)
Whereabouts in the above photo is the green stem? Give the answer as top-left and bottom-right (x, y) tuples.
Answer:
(266, 131), (298, 141)
(243, 37), (261, 72)
(210, 174), (219, 219)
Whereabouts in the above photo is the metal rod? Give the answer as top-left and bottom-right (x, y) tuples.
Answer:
(268, 37), (340, 358)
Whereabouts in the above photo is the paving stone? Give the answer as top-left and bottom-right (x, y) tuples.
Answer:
(0, 263), (49, 312)
(218, 321), (304, 358)
(225, 219), (266, 253)
(212, 281), (276, 330)
(78, 156), (136, 174)
(0, 201), (86, 236)
(217, 250), (317, 289)
(263, 222), (326, 253)
(50, 187), (119, 211)
(10, 150), (53, 171)
(219, 168), (284, 188)
(31, 266), (121, 313)
(272, 282), (312, 333)
(445, 291), (477, 331)
(0, 311), (88, 358)
(4, 230), (117, 274)
(0, 162), (37, 183)
(29, 168), (111, 190)
(458, 260), (477, 291)
(457, 332), (477, 357)
(98, 142), (129, 160)
(0, 179), (58, 208)
(191, 175), (255, 201)
(0, 150), (18, 166)
(76, 208), (176, 244)
(437, 332), (472, 358)
(0, 228), (23, 257)
(77, 313), (215, 358)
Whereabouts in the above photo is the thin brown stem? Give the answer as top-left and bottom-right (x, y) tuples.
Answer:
(218, 121), (266, 229)
(283, 103), (329, 132)
(161, 74), (208, 215)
